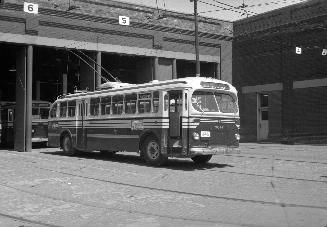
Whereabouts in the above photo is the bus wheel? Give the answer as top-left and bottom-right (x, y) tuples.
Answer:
(62, 134), (75, 156)
(142, 136), (167, 166)
(191, 155), (212, 164)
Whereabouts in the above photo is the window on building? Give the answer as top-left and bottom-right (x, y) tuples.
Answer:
(260, 94), (268, 107)
(8, 109), (14, 122)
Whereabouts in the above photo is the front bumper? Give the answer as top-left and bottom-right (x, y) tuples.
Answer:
(189, 145), (240, 156)
(32, 138), (48, 143)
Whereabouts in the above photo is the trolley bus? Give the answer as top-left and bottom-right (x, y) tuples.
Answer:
(0, 100), (51, 145)
(48, 77), (240, 166)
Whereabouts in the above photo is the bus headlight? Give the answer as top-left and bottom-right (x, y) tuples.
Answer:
(193, 132), (200, 140)
(235, 133), (240, 140)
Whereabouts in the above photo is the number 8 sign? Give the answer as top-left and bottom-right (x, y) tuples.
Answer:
(24, 2), (39, 14)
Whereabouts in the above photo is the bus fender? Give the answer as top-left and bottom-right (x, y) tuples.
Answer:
(139, 130), (167, 155)
(59, 129), (73, 148)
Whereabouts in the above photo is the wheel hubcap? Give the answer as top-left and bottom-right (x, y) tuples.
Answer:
(64, 137), (71, 151)
(147, 141), (159, 160)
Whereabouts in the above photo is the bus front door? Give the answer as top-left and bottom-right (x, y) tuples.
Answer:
(168, 90), (184, 154)
(76, 100), (87, 150)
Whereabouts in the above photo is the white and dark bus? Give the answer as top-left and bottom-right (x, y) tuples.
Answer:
(48, 77), (240, 166)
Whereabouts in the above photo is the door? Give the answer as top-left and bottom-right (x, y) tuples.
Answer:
(168, 90), (183, 138)
(76, 100), (87, 149)
(258, 94), (269, 141)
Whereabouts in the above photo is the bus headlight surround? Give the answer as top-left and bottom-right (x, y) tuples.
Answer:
(193, 132), (200, 140)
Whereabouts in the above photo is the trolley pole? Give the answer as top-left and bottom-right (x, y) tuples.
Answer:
(192, 0), (200, 77)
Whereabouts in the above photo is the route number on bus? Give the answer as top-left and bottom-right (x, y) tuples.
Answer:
(119, 16), (130, 26)
(24, 2), (38, 14)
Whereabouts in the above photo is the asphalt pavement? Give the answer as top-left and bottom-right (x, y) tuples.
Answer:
(0, 143), (326, 227)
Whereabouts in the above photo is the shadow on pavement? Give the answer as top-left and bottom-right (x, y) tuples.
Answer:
(41, 150), (234, 171)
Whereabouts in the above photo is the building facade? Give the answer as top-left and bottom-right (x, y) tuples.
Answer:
(233, 0), (327, 143)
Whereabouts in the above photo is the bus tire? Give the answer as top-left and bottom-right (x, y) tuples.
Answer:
(142, 136), (167, 166)
(191, 155), (212, 164)
(62, 134), (76, 156)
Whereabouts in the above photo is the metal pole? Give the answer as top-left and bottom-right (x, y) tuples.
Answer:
(194, 0), (200, 77)
(26, 45), (33, 152)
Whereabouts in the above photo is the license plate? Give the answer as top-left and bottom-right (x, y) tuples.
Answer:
(201, 131), (211, 137)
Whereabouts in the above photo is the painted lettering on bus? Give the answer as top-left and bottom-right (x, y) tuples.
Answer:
(131, 120), (144, 130)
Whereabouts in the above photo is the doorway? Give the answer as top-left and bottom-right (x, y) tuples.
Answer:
(257, 93), (269, 141)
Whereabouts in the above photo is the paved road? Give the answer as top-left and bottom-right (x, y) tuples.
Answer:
(0, 143), (326, 227)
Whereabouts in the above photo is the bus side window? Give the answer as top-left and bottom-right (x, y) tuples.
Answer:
(138, 93), (151, 114)
(50, 103), (58, 118)
(90, 98), (100, 116)
(32, 107), (39, 119)
(125, 94), (137, 114)
(153, 91), (159, 113)
(101, 96), (111, 115)
(112, 95), (124, 115)
(59, 101), (68, 118)
(68, 100), (76, 117)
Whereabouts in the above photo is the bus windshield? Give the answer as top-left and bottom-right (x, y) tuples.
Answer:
(191, 90), (238, 113)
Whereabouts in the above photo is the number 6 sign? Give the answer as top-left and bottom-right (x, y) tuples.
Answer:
(24, 2), (39, 14)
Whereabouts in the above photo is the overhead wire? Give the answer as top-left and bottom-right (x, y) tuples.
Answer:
(198, 0), (257, 16)
(69, 47), (119, 82)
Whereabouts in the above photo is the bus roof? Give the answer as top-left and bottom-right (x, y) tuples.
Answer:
(57, 77), (237, 101)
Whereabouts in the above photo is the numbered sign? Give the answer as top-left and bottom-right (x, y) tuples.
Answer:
(119, 16), (130, 26)
(322, 49), (327, 56)
(295, 47), (302, 55)
(24, 2), (39, 14)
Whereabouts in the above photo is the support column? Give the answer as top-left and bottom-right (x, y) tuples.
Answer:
(25, 45), (33, 152)
(172, 58), (177, 79)
(62, 73), (67, 95)
(153, 57), (159, 80)
(15, 45), (33, 152)
(215, 62), (221, 80)
(36, 80), (40, 100)
(15, 47), (27, 152)
(96, 51), (102, 88)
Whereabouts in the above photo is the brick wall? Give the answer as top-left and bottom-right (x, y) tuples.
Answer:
(234, 0), (327, 142)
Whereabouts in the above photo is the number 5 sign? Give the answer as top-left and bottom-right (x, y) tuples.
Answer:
(119, 16), (130, 26)
(24, 2), (39, 14)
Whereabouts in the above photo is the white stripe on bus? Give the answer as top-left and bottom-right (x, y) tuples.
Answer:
(87, 134), (139, 139)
